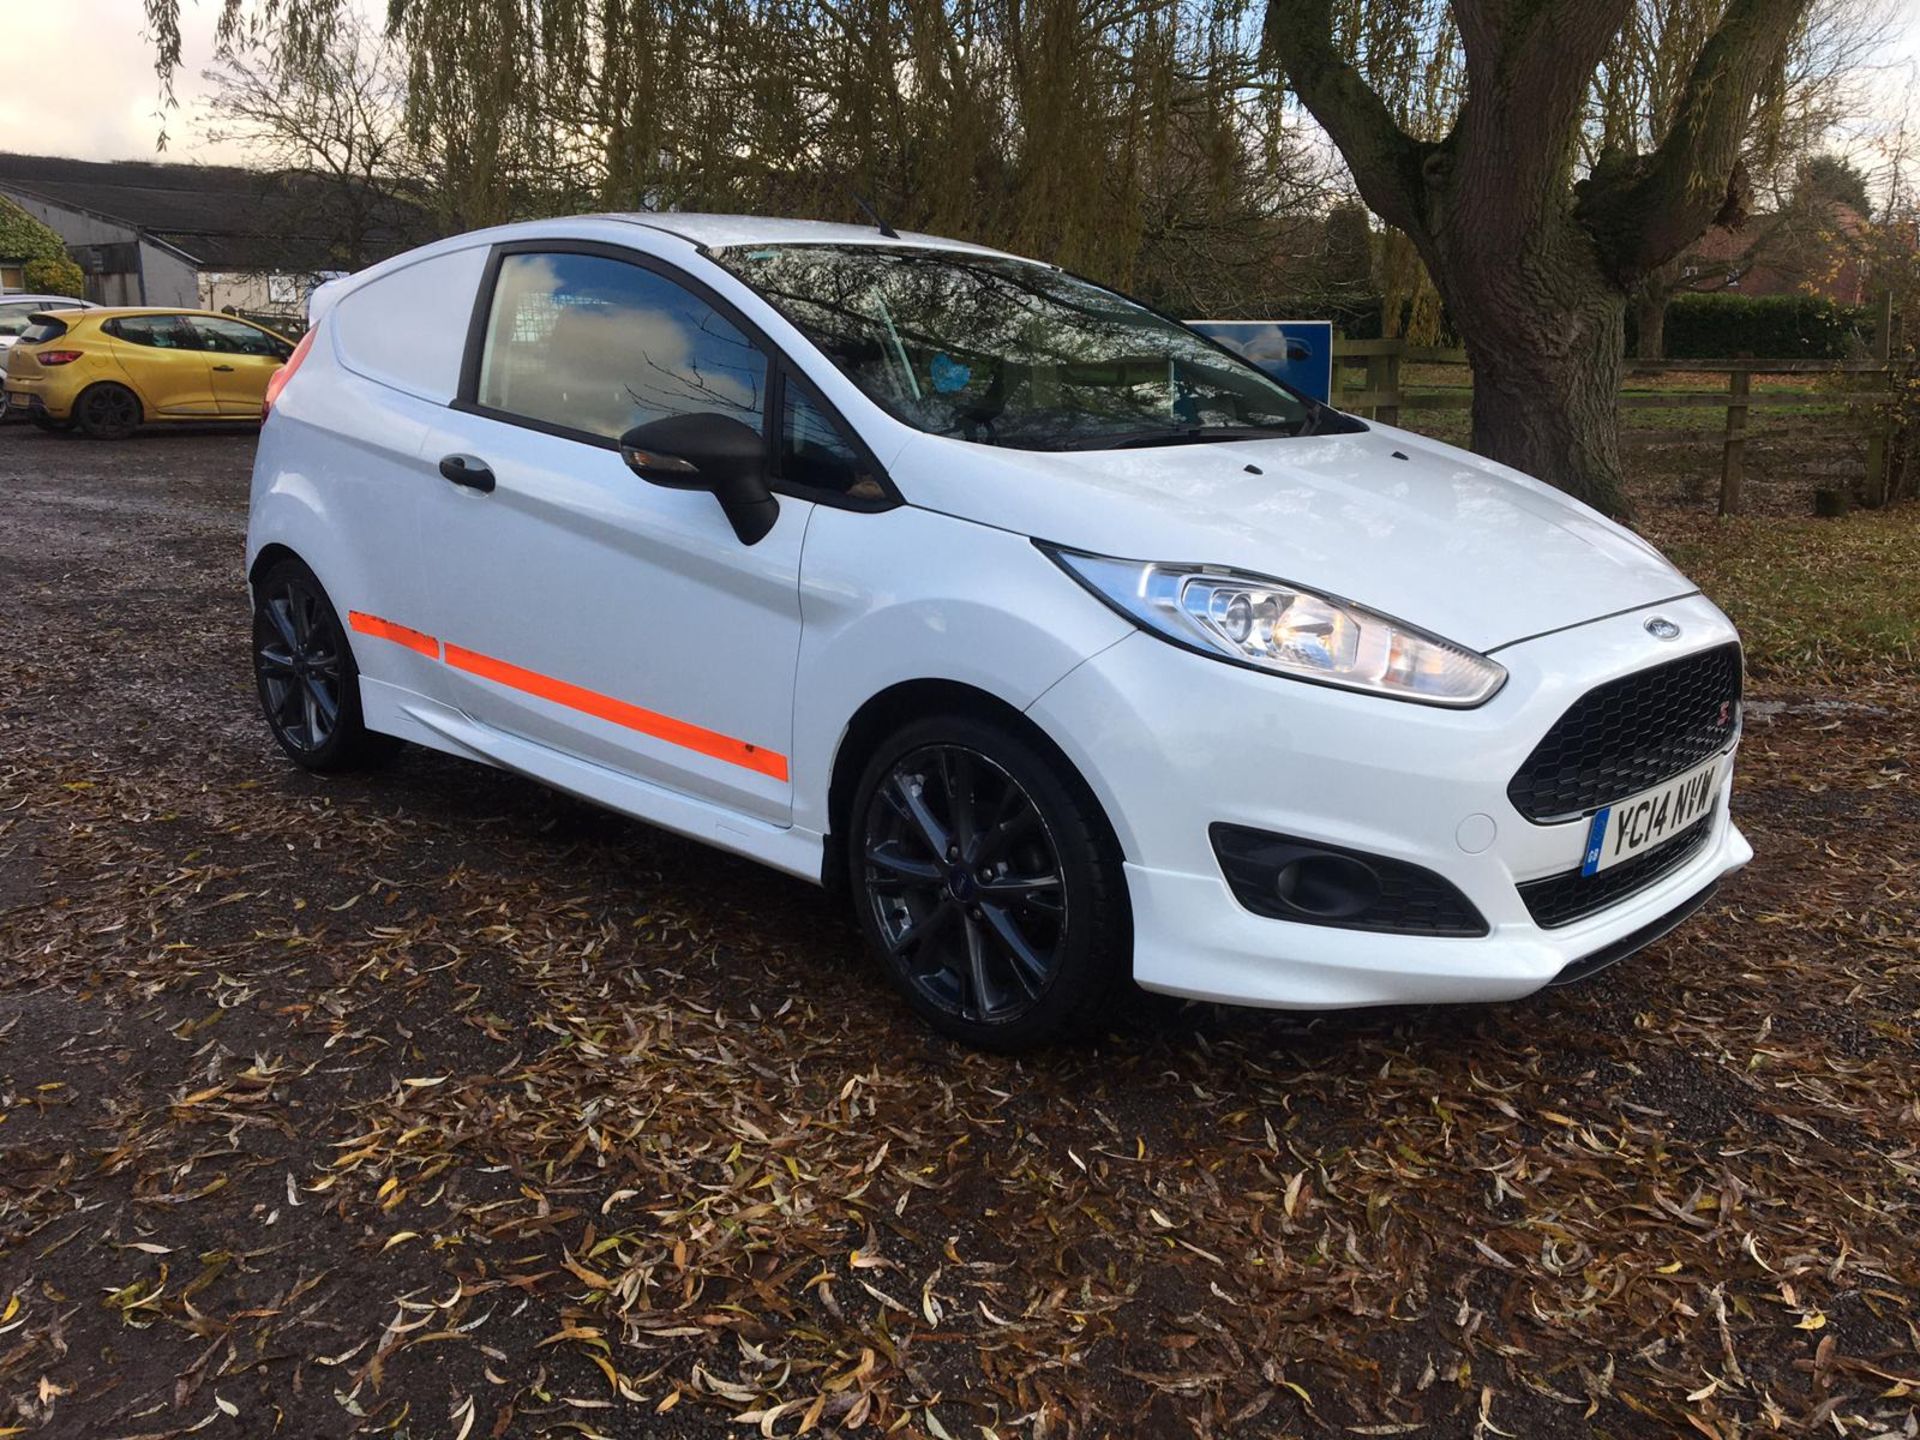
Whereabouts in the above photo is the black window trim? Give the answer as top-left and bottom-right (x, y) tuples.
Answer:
(453, 238), (901, 512)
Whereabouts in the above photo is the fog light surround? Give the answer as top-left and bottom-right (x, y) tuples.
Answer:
(1211, 824), (1488, 936)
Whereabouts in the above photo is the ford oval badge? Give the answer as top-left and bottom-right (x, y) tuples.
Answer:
(1645, 617), (1681, 640)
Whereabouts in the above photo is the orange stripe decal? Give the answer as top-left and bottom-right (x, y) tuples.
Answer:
(442, 642), (790, 783)
(349, 611), (440, 659)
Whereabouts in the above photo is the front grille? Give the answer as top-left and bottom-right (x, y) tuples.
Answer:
(1518, 815), (1714, 928)
(1509, 643), (1742, 823)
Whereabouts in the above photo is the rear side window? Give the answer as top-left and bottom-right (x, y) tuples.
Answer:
(476, 251), (767, 442)
(107, 316), (202, 350)
(192, 316), (291, 358)
(20, 317), (70, 344)
(331, 245), (489, 403)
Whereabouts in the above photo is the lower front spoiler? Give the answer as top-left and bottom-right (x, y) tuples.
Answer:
(1124, 818), (1752, 1010)
(1547, 880), (1719, 987)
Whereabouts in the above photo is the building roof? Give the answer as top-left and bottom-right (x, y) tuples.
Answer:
(0, 152), (429, 273)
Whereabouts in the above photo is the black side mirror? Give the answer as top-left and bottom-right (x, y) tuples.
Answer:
(619, 412), (779, 546)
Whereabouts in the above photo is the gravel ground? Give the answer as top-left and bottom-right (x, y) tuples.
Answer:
(1, 427), (1916, 1440)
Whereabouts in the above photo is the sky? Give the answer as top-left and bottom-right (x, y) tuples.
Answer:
(0, 0), (387, 166)
(4, 0), (1920, 197)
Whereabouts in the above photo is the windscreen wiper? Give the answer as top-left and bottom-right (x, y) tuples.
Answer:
(1055, 423), (1305, 452)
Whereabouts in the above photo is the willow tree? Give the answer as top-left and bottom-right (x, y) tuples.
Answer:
(1266, 0), (1809, 516)
(1590, 0), (1886, 359)
(153, 0), (1319, 313)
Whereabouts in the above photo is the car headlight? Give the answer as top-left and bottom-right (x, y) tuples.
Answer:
(1044, 547), (1506, 707)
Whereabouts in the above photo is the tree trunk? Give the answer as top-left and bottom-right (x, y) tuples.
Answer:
(1434, 249), (1633, 518)
(1633, 291), (1667, 360)
(1411, 190), (1636, 517)
(1466, 309), (1631, 520)
(1263, 0), (1809, 523)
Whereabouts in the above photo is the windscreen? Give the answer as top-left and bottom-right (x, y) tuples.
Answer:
(715, 244), (1327, 451)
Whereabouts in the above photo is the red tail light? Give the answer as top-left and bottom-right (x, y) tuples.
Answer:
(263, 329), (315, 417)
(35, 349), (83, 366)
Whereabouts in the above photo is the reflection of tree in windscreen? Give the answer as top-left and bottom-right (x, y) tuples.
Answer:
(617, 309), (764, 424)
(735, 248), (1302, 444)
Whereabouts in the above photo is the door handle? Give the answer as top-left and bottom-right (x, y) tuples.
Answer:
(439, 454), (496, 493)
(211, 364), (235, 372)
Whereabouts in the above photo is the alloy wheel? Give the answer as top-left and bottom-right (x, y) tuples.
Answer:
(85, 387), (140, 434)
(860, 744), (1068, 1025)
(254, 576), (344, 754)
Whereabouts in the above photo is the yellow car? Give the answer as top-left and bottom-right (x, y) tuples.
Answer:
(3, 306), (297, 439)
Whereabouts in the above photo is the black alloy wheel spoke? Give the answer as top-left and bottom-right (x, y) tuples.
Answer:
(960, 912), (1007, 1015)
(976, 869), (1060, 902)
(256, 644), (298, 679)
(888, 899), (954, 958)
(969, 784), (1038, 864)
(265, 597), (300, 652)
(978, 903), (1050, 994)
(305, 673), (339, 725)
(272, 676), (304, 728)
(942, 748), (977, 854)
(885, 769), (952, 859)
(866, 840), (944, 887)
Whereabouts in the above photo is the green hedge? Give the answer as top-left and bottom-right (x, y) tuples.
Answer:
(1638, 293), (1875, 360)
(1, 197), (85, 299)
(0, 195), (71, 266)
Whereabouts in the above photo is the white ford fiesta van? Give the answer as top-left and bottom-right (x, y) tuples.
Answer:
(245, 214), (1752, 1048)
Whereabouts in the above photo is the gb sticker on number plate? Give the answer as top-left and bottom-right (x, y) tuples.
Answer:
(1580, 754), (1726, 877)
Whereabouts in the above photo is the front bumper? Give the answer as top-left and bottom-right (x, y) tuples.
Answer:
(1026, 592), (1751, 1009)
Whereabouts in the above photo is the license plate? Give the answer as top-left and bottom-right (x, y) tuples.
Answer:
(1580, 754), (1726, 876)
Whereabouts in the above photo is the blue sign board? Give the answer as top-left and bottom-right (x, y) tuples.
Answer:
(1188, 320), (1334, 404)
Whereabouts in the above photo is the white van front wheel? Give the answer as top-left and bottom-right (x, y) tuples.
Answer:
(848, 715), (1128, 1049)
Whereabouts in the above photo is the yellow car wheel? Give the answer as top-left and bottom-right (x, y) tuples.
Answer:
(75, 383), (142, 441)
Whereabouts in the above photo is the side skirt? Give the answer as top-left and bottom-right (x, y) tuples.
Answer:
(358, 678), (826, 884)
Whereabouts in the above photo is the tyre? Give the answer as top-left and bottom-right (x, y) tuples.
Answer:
(74, 383), (142, 440)
(847, 714), (1129, 1049)
(251, 556), (401, 772)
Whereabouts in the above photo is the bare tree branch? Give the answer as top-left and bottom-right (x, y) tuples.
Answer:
(1579, 0), (1813, 278)
(1261, 0), (1431, 239)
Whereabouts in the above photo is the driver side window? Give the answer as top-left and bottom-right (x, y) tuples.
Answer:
(475, 250), (768, 443)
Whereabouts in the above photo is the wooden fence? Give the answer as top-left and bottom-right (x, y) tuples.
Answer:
(1328, 337), (1902, 516)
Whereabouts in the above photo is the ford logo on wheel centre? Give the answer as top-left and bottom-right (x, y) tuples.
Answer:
(1644, 617), (1681, 640)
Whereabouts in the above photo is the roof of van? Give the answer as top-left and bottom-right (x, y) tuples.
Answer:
(608, 213), (1025, 259)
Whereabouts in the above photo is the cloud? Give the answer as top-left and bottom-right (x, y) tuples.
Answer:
(1, 0), (382, 163)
